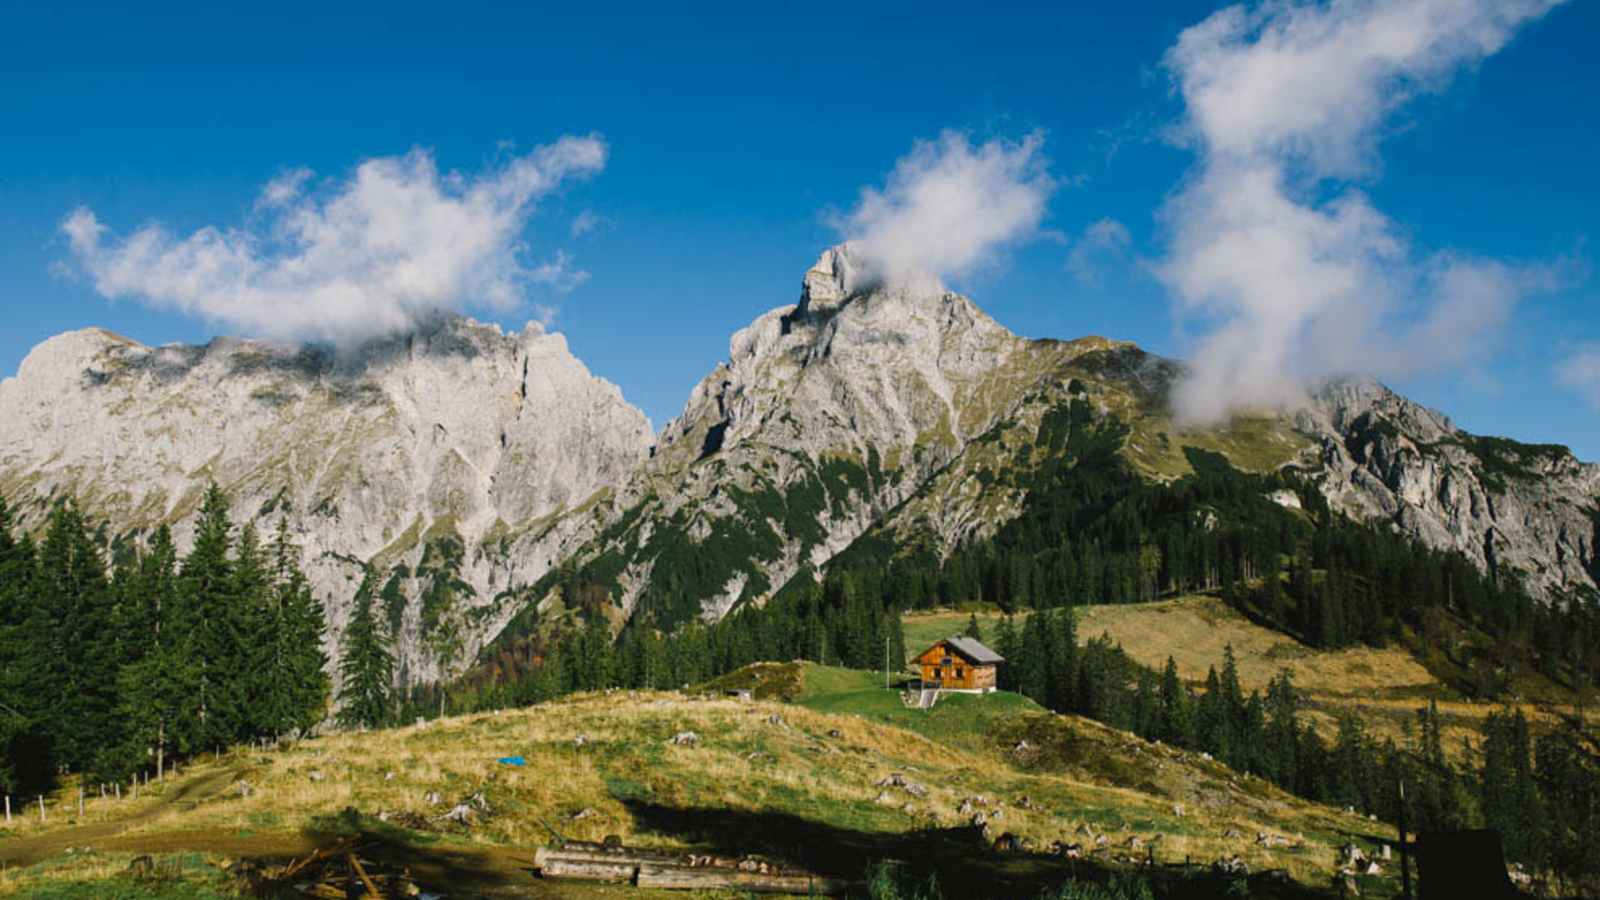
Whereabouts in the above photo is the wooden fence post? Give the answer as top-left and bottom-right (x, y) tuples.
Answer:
(37, 795), (44, 822)
(4, 794), (10, 824)
(114, 782), (121, 801)
(78, 788), (84, 818)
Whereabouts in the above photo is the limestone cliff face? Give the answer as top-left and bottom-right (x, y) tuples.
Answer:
(6, 247), (1597, 691)
(1296, 379), (1600, 599)
(0, 317), (653, 685)
(549, 245), (1090, 627)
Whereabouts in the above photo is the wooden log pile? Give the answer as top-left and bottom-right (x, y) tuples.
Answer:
(533, 840), (852, 895)
(226, 840), (423, 898)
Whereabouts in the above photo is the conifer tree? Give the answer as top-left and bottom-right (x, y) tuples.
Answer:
(265, 520), (329, 738)
(114, 525), (186, 777)
(964, 612), (982, 641)
(337, 570), (393, 729)
(0, 499), (35, 791)
(25, 503), (119, 776)
(180, 485), (240, 752)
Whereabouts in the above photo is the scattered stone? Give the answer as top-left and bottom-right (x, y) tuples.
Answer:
(127, 855), (155, 877)
(990, 809), (1003, 821)
(236, 780), (253, 798)
(424, 791), (442, 806)
(1094, 834), (1109, 849)
(308, 770), (326, 783)
(1012, 740), (1031, 754)
(1126, 836), (1144, 850)
(875, 791), (896, 805)
(383, 771), (396, 782)
(570, 807), (599, 821)
(1363, 861), (1383, 876)
(970, 812), (987, 828)
(827, 729), (843, 738)
(1200, 752), (1212, 761)
(1213, 855), (1248, 876)
(1076, 823), (1096, 837)
(1223, 829), (1243, 840)
(574, 734), (590, 747)
(669, 731), (699, 747)
(1015, 795), (1032, 809)
(1170, 803), (1184, 817)
(767, 713), (785, 727)
(1338, 842), (1367, 866)
(1380, 844), (1392, 861)
(1051, 841), (1082, 859)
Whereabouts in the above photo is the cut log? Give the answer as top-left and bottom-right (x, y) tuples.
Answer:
(635, 863), (849, 894)
(536, 857), (638, 883)
(535, 844), (685, 866)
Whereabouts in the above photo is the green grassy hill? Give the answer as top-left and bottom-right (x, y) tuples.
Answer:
(0, 662), (1398, 898)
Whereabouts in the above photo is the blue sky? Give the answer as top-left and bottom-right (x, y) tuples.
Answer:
(3, 1), (1597, 457)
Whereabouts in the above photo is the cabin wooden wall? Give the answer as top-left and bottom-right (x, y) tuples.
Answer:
(915, 641), (994, 690)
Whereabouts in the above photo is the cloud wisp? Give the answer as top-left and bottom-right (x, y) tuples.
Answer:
(834, 131), (1055, 293)
(62, 136), (607, 344)
(1558, 344), (1600, 411)
(1157, 0), (1565, 424)
(1067, 218), (1133, 286)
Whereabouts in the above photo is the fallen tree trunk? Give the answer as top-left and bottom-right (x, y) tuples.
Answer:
(635, 863), (850, 894)
(533, 843), (851, 895)
(536, 857), (639, 883)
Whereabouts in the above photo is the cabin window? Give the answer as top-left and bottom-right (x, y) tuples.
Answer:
(956, 667), (965, 680)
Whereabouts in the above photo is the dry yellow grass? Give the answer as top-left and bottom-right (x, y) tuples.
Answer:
(1, 680), (1400, 896)
(906, 597), (1577, 756)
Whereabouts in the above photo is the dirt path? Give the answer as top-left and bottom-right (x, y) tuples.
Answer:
(0, 767), (240, 868)
(0, 770), (685, 897)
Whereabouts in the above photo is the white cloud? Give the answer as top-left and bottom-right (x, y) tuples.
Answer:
(1156, 0), (1565, 424)
(569, 209), (606, 237)
(835, 131), (1055, 292)
(1559, 344), (1600, 411)
(63, 136), (607, 344)
(1066, 217), (1133, 285)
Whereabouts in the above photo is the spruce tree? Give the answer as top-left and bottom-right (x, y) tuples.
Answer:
(25, 503), (119, 776)
(337, 570), (393, 729)
(180, 485), (240, 752)
(266, 520), (329, 738)
(0, 500), (36, 791)
(114, 525), (187, 778)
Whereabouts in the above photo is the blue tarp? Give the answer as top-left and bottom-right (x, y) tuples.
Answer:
(496, 755), (526, 766)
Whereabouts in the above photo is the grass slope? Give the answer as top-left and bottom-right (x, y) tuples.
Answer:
(1, 663), (1403, 898)
(906, 598), (1577, 758)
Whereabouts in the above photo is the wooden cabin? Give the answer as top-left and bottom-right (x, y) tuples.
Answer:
(915, 636), (1003, 692)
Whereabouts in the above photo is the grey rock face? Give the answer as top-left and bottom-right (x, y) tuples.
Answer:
(1296, 378), (1599, 599)
(0, 317), (653, 686)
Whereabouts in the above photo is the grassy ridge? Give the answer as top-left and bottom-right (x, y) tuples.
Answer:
(905, 598), (1578, 758)
(0, 664), (1399, 897)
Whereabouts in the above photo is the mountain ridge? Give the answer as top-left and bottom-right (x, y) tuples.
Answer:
(2, 246), (1597, 692)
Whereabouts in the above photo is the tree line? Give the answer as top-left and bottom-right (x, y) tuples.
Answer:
(986, 605), (1600, 894)
(0, 488), (329, 794)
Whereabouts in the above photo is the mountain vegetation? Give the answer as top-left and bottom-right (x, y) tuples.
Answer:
(0, 489), (329, 796)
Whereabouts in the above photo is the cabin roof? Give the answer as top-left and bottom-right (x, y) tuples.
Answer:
(929, 636), (1005, 665)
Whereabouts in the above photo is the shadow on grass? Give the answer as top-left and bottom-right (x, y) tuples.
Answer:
(257, 808), (528, 898)
(620, 799), (1333, 899)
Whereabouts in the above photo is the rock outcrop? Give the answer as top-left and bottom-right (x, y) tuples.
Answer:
(1297, 379), (1600, 599)
(4, 245), (1596, 692)
(0, 317), (653, 684)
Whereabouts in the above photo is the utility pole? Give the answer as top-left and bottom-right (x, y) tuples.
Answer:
(1398, 777), (1412, 900)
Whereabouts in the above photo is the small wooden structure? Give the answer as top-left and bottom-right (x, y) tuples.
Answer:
(914, 636), (1003, 692)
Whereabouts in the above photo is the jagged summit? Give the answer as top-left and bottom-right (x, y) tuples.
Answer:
(0, 313), (653, 686)
(3, 247), (1597, 690)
